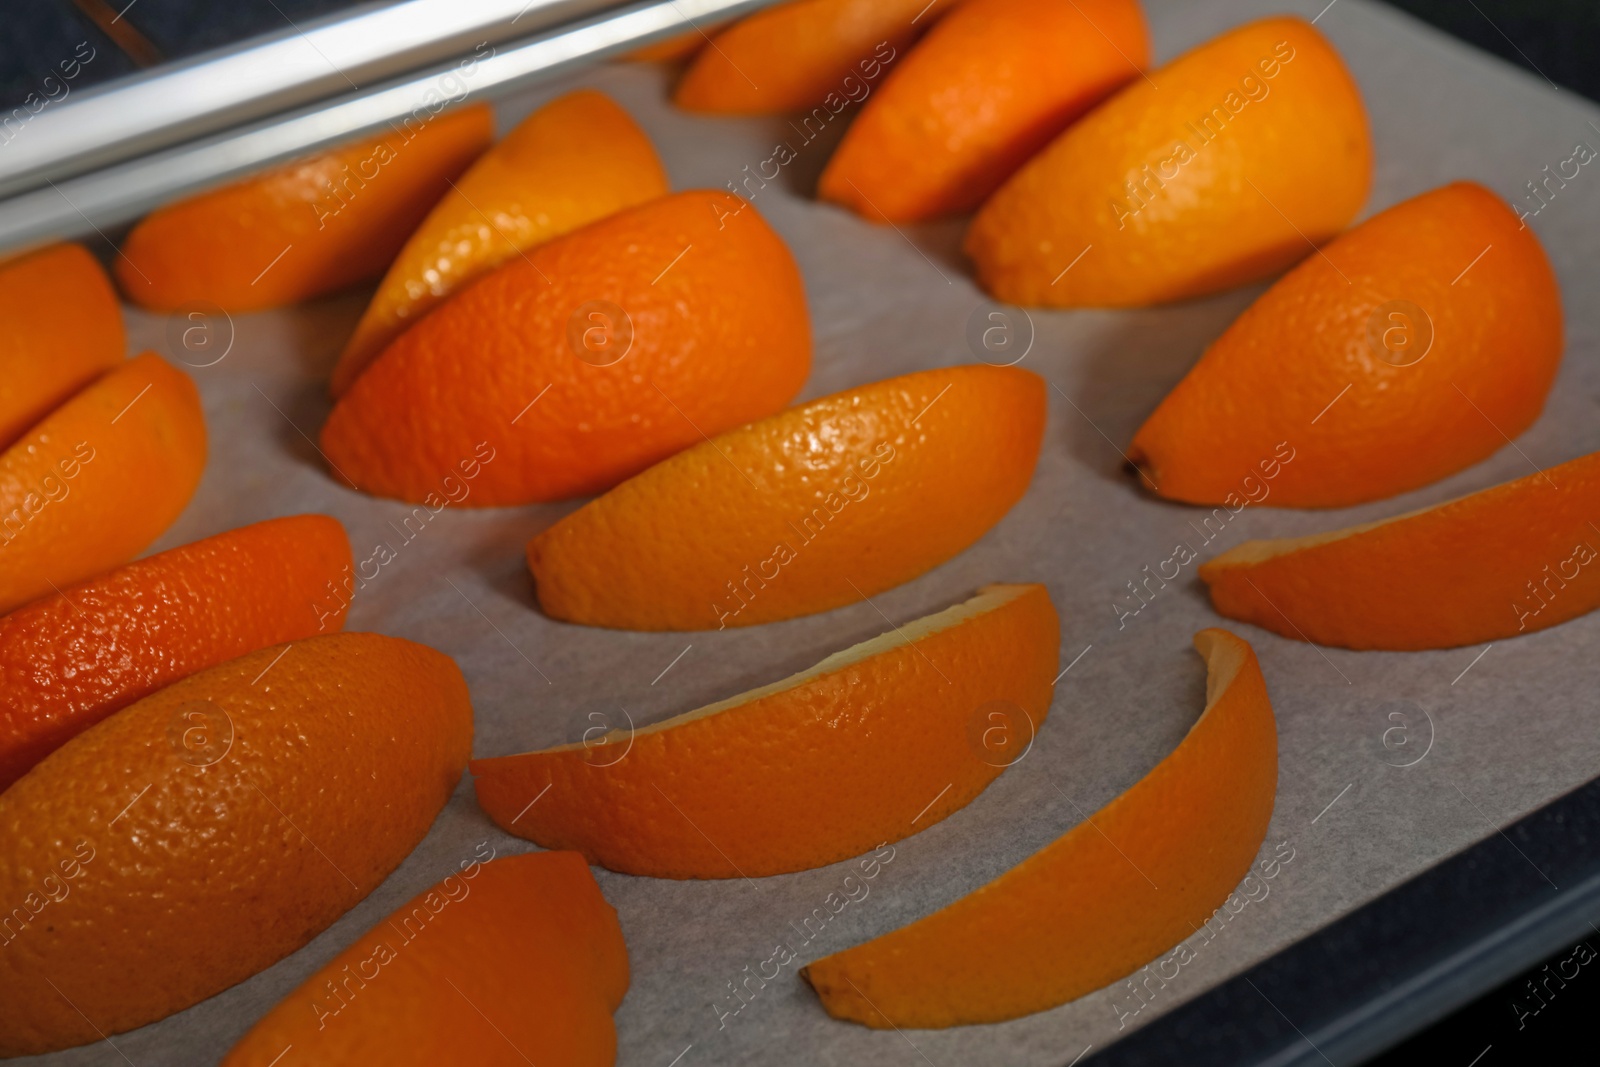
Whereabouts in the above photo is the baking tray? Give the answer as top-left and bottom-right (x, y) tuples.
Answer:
(13, 0), (1600, 1063)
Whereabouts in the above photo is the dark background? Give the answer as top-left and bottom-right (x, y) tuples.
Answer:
(4, 0), (1599, 109)
(3, 1), (1598, 1064)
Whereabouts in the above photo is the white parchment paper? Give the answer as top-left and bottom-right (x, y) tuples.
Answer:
(16, 1), (1600, 1063)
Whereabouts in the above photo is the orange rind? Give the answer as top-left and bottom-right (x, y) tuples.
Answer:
(0, 514), (352, 790)
(331, 90), (669, 395)
(321, 190), (810, 506)
(1202, 450), (1600, 650)
(1129, 182), (1562, 508)
(473, 584), (1059, 878)
(803, 629), (1278, 1028)
(0, 353), (206, 614)
(0, 632), (473, 1055)
(964, 17), (1371, 307)
(221, 852), (628, 1066)
(527, 364), (1045, 630)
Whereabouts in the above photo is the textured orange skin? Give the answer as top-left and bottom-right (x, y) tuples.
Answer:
(0, 353), (206, 613)
(674, 0), (962, 114)
(116, 105), (493, 312)
(1129, 182), (1563, 508)
(0, 243), (124, 449)
(1202, 451), (1600, 651)
(964, 17), (1371, 307)
(804, 629), (1278, 1028)
(332, 91), (670, 396)
(819, 0), (1149, 222)
(528, 364), (1045, 630)
(0, 632), (473, 1056)
(473, 584), (1059, 878)
(0, 514), (352, 791)
(222, 852), (629, 1066)
(321, 191), (810, 506)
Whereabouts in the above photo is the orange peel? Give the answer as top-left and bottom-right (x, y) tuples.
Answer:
(473, 584), (1059, 878)
(1128, 182), (1562, 508)
(527, 364), (1045, 630)
(803, 628), (1278, 1028)
(964, 17), (1371, 307)
(0, 632), (472, 1055)
(221, 852), (628, 1066)
(0, 353), (206, 614)
(1202, 450), (1600, 650)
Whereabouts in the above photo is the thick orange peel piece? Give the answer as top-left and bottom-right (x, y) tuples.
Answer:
(964, 17), (1371, 307)
(527, 364), (1045, 630)
(0, 353), (206, 614)
(222, 852), (628, 1066)
(803, 628), (1278, 1028)
(1128, 181), (1562, 508)
(473, 584), (1059, 878)
(1202, 450), (1600, 650)
(0, 243), (124, 450)
(321, 190), (810, 507)
(0, 514), (352, 790)
(116, 105), (492, 312)
(0, 632), (472, 1055)
(819, 0), (1149, 222)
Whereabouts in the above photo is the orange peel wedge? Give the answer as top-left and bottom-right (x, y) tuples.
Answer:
(472, 583), (1059, 878)
(1201, 450), (1600, 650)
(221, 852), (628, 1066)
(0, 353), (206, 614)
(0, 243), (124, 451)
(330, 90), (669, 396)
(527, 364), (1045, 630)
(802, 628), (1277, 1028)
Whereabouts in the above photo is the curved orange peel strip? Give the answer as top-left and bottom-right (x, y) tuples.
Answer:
(1202, 450), (1600, 650)
(473, 584), (1059, 878)
(802, 628), (1278, 1028)
(222, 852), (628, 1066)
